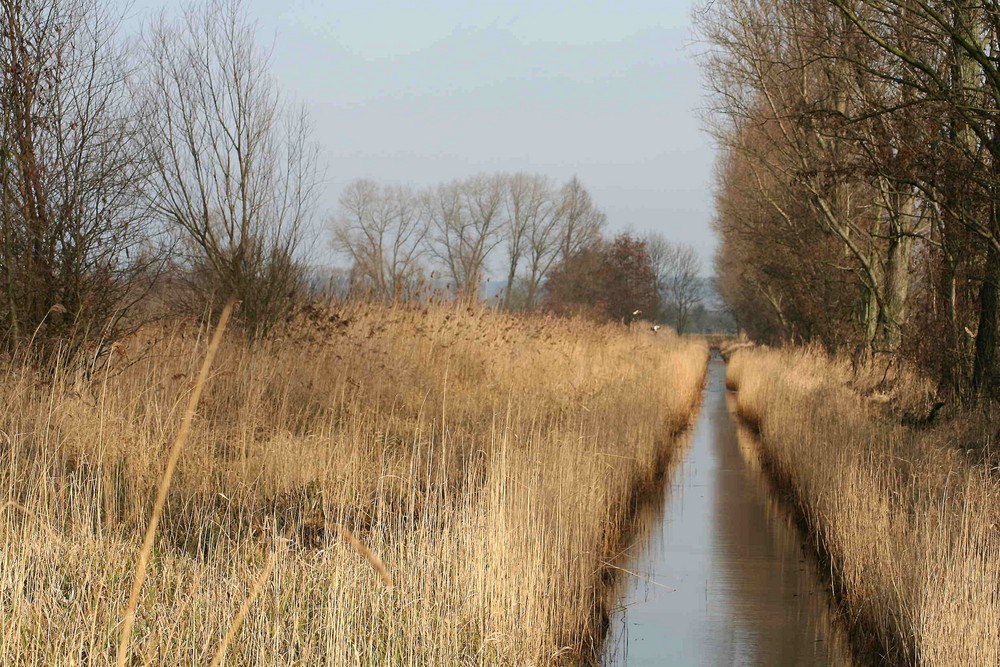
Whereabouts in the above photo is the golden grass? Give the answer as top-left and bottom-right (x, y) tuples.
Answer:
(118, 300), (235, 666)
(727, 346), (1000, 665)
(0, 301), (707, 665)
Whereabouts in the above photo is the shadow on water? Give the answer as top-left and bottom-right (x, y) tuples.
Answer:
(602, 353), (854, 665)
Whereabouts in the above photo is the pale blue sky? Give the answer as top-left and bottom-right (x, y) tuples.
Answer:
(130, 0), (716, 271)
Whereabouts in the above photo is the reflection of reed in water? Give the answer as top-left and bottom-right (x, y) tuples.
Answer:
(601, 429), (694, 663)
(729, 399), (765, 476)
(726, 394), (855, 666)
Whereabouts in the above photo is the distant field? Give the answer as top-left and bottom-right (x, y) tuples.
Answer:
(0, 302), (707, 665)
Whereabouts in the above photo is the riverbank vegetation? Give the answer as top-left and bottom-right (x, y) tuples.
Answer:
(727, 345), (999, 664)
(0, 302), (707, 664)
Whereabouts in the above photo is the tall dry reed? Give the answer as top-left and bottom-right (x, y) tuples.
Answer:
(727, 347), (1000, 665)
(0, 302), (707, 665)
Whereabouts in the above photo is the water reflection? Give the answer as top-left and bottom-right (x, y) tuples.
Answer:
(604, 354), (853, 665)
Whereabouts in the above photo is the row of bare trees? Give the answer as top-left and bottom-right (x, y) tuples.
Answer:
(0, 0), (318, 362)
(699, 0), (1000, 397)
(331, 174), (707, 326)
(331, 174), (606, 308)
(331, 174), (708, 327)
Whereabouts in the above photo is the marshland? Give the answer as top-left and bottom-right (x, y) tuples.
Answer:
(5, 0), (1000, 665)
(0, 303), (708, 663)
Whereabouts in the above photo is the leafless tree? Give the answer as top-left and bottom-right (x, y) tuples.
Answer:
(557, 176), (606, 264)
(0, 0), (155, 363)
(543, 233), (660, 322)
(332, 179), (428, 301)
(141, 0), (320, 335)
(500, 173), (560, 309)
(698, 0), (934, 354)
(521, 192), (565, 310)
(824, 0), (1000, 389)
(336, 172), (569, 308)
(646, 233), (703, 333)
(426, 174), (506, 300)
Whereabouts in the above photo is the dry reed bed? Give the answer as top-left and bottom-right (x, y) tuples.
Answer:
(0, 303), (707, 665)
(727, 347), (1000, 665)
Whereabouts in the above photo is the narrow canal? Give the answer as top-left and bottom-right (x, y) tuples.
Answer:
(604, 352), (853, 665)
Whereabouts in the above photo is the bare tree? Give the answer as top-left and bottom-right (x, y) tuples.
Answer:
(824, 0), (1000, 389)
(543, 233), (659, 321)
(500, 173), (560, 309)
(521, 193), (565, 310)
(646, 233), (703, 333)
(141, 0), (320, 335)
(426, 174), (506, 300)
(711, 132), (855, 345)
(698, 0), (937, 354)
(557, 176), (606, 264)
(332, 179), (428, 301)
(0, 0), (154, 363)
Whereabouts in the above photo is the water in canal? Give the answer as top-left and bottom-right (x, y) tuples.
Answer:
(603, 353), (853, 665)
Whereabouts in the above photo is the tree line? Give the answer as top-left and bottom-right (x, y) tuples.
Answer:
(331, 174), (603, 309)
(331, 174), (705, 329)
(699, 0), (1000, 397)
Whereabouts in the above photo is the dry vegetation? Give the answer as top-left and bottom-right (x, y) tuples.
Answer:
(0, 302), (707, 665)
(726, 346), (1000, 665)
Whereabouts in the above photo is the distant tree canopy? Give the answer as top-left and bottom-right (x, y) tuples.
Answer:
(329, 175), (702, 327)
(543, 233), (660, 322)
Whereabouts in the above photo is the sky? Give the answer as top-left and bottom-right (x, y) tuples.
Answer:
(129, 0), (718, 273)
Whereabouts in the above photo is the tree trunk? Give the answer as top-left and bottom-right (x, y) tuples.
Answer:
(939, 244), (961, 392)
(974, 128), (1000, 396)
(881, 212), (915, 353)
(525, 278), (538, 311)
(503, 260), (517, 309)
(861, 276), (880, 357)
(972, 244), (999, 395)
